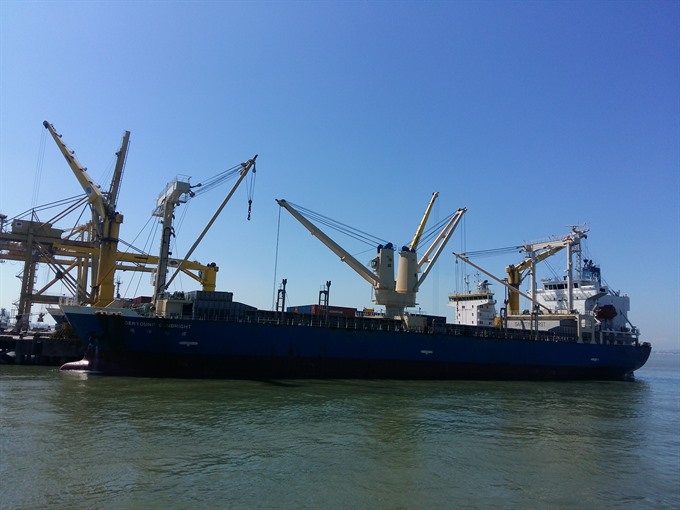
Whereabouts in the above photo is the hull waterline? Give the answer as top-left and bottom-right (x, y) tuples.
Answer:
(60, 308), (651, 380)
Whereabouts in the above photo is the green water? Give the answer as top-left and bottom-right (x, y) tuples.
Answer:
(1, 354), (678, 509)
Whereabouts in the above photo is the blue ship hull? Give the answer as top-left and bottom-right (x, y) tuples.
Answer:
(61, 308), (651, 380)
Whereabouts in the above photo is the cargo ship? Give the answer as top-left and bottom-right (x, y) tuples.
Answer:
(60, 294), (650, 379)
(59, 190), (651, 380)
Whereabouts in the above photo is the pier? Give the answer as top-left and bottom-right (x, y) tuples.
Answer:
(0, 333), (84, 366)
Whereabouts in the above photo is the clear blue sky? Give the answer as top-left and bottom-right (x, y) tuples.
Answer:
(1, 1), (678, 350)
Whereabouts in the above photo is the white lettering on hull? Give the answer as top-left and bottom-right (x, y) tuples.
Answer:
(124, 320), (192, 330)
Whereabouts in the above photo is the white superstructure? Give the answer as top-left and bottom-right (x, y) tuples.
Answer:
(448, 277), (497, 327)
(533, 258), (634, 337)
(452, 233), (639, 345)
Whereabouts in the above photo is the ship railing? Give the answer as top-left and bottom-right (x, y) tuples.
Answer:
(600, 330), (640, 346)
(433, 323), (582, 343)
(236, 311), (364, 330)
(195, 309), (634, 345)
(292, 316), (405, 332)
(245, 312), (407, 332)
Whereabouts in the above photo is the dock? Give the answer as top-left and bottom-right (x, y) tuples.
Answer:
(0, 333), (84, 366)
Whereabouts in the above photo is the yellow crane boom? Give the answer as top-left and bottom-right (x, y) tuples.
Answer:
(43, 121), (127, 307)
(505, 227), (589, 314)
(409, 192), (438, 251)
(506, 245), (565, 314)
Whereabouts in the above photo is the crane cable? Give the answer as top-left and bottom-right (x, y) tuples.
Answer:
(272, 206), (282, 310)
(247, 160), (256, 220)
(460, 245), (522, 258)
(285, 201), (390, 248)
(12, 194), (86, 222)
(31, 128), (47, 208)
(188, 159), (257, 220)
(412, 211), (459, 249)
(190, 164), (242, 197)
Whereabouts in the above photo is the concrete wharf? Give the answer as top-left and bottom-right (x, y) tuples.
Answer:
(0, 333), (84, 366)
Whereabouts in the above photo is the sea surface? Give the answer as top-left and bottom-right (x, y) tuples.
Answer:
(1, 353), (678, 510)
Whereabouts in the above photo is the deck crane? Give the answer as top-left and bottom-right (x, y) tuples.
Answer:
(43, 121), (129, 307)
(408, 192), (438, 251)
(506, 246), (564, 315)
(277, 196), (466, 318)
(452, 251), (552, 313)
(453, 226), (589, 316)
(505, 226), (589, 314)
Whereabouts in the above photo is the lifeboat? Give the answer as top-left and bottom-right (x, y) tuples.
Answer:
(595, 304), (618, 320)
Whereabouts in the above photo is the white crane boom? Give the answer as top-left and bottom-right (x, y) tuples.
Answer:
(453, 252), (552, 312)
(409, 192), (438, 251)
(414, 207), (466, 291)
(276, 199), (380, 287)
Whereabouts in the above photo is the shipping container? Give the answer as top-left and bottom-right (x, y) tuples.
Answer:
(286, 304), (357, 318)
(187, 290), (233, 302)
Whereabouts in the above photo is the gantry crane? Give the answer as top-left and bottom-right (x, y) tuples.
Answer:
(1, 123), (250, 329)
(43, 121), (126, 307)
(155, 155), (257, 301)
